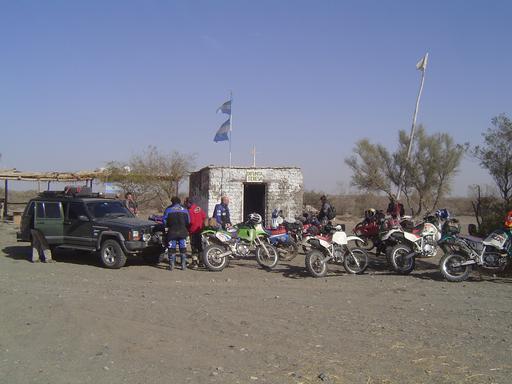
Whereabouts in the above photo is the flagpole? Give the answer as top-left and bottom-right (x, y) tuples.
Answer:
(229, 91), (233, 168)
(396, 53), (428, 200)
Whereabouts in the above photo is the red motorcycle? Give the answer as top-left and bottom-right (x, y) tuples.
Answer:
(353, 211), (406, 256)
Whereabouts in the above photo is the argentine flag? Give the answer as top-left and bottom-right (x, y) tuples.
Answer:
(217, 100), (231, 115)
(214, 118), (231, 142)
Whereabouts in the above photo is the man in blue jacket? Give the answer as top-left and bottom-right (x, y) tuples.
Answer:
(163, 197), (190, 271)
(213, 196), (231, 229)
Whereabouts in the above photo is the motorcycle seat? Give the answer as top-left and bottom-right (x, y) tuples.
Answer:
(460, 234), (483, 243)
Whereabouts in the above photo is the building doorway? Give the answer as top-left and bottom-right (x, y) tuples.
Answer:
(243, 183), (266, 224)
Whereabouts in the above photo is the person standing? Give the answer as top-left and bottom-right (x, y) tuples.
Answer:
(317, 195), (333, 224)
(124, 192), (138, 216)
(185, 196), (206, 269)
(163, 197), (190, 271)
(386, 195), (404, 219)
(213, 196), (231, 229)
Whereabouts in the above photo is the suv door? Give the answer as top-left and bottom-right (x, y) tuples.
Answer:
(18, 201), (35, 241)
(34, 201), (64, 245)
(64, 201), (94, 248)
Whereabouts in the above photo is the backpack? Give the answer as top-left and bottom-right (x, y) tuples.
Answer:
(326, 205), (337, 220)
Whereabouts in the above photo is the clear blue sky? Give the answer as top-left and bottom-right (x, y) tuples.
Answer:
(1, 0), (511, 195)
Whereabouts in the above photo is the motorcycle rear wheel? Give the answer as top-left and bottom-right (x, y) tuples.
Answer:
(278, 239), (299, 261)
(305, 250), (328, 278)
(343, 248), (369, 274)
(389, 244), (415, 275)
(440, 253), (472, 282)
(203, 244), (230, 272)
(255, 244), (279, 269)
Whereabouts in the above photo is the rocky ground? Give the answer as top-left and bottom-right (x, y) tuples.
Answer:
(1, 218), (511, 384)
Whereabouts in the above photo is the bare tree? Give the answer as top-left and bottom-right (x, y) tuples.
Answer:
(104, 146), (195, 210)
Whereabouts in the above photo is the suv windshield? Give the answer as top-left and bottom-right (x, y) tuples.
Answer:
(87, 201), (133, 219)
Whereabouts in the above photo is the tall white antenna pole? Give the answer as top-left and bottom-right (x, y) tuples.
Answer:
(396, 53), (428, 200)
(252, 145), (257, 167)
(229, 91), (233, 168)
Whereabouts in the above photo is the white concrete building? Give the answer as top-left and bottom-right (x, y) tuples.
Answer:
(189, 166), (304, 225)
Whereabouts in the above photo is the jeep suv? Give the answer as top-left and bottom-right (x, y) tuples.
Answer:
(16, 191), (165, 268)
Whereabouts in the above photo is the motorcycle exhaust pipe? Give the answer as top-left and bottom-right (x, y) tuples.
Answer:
(217, 251), (233, 258)
(459, 260), (476, 266)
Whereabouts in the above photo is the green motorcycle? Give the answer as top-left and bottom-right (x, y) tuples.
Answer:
(202, 213), (279, 272)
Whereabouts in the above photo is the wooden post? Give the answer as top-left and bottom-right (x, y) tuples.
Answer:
(3, 180), (8, 218)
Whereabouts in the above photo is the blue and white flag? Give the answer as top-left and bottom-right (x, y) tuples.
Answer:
(214, 118), (231, 142)
(216, 100), (231, 115)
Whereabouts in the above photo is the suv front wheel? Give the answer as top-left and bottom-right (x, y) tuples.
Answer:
(100, 239), (127, 269)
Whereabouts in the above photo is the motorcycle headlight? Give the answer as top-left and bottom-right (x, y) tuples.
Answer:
(142, 233), (151, 242)
(130, 230), (141, 241)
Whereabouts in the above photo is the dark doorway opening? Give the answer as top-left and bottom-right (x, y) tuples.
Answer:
(243, 183), (266, 224)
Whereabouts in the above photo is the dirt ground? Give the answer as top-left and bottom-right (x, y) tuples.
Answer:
(1, 217), (511, 384)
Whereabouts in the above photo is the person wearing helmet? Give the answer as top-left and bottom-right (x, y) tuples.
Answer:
(364, 208), (377, 223)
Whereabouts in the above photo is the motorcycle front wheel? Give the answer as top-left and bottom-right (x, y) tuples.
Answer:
(440, 253), (472, 282)
(203, 244), (230, 272)
(343, 248), (369, 274)
(305, 250), (328, 278)
(389, 244), (415, 275)
(355, 236), (375, 251)
(255, 244), (279, 269)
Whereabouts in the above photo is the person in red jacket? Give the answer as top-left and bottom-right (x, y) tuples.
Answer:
(185, 196), (207, 269)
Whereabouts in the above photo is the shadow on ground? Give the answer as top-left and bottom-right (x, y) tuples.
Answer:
(2, 246), (159, 269)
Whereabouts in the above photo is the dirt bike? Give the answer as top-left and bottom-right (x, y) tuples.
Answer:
(387, 219), (441, 275)
(305, 224), (369, 278)
(353, 212), (401, 255)
(265, 222), (302, 261)
(439, 229), (512, 282)
(201, 219), (279, 272)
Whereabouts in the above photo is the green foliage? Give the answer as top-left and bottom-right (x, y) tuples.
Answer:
(345, 126), (465, 215)
(473, 114), (512, 206)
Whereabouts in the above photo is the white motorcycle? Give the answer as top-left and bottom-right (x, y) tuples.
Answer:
(305, 224), (369, 278)
(388, 221), (441, 274)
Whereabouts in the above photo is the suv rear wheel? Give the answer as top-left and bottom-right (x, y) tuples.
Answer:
(100, 239), (127, 269)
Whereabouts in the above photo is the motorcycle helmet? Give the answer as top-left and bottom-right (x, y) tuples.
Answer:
(248, 213), (262, 224)
(365, 208), (376, 219)
(435, 208), (450, 220)
(505, 210), (512, 229)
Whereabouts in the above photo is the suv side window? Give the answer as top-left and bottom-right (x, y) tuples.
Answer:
(36, 202), (45, 218)
(68, 202), (88, 220)
(44, 202), (62, 219)
(25, 201), (35, 217)
(35, 202), (63, 219)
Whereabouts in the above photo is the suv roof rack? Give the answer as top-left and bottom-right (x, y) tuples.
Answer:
(38, 190), (107, 199)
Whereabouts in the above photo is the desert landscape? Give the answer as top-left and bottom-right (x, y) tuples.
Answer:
(1, 216), (511, 384)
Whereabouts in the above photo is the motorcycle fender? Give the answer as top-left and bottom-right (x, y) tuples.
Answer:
(346, 235), (364, 244)
(403, 231), (420, 242)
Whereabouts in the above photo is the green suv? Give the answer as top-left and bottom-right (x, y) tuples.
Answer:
(16, 191), (165, 268)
